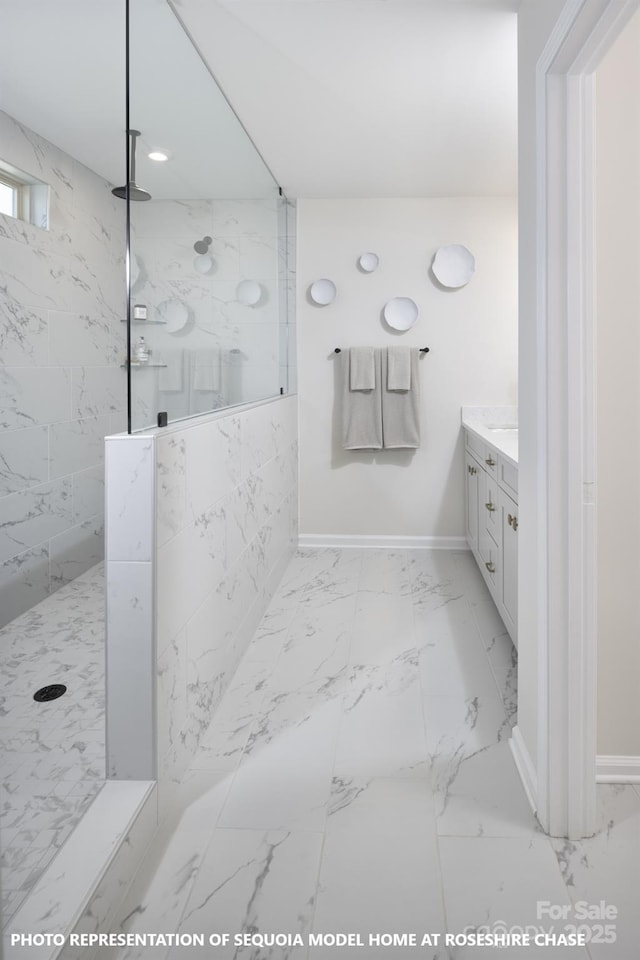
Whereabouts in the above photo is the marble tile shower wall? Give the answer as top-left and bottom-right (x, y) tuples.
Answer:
(129, 198), (292, 430)
(0, 110), (126, 627)
(106, 395), (298, 795)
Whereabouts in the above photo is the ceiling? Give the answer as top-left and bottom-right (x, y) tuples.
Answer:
(0, 0), (518, 199)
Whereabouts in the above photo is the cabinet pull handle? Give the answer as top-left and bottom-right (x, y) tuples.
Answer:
(485, 561), (496, 573)
(508, 513), (518, 531)
(485, 456), (496, 467)
(468, 465), (477, 476)
(507, 513), (513, 526)
(512, 516), (518, 531)
(485, 501), (495, 512)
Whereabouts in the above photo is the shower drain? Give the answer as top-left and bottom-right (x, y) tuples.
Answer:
(33, 684), (67, 702)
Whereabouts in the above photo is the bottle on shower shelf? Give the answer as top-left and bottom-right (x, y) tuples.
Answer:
(133, 336), (150, 364)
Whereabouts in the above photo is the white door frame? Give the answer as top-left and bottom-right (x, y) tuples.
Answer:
(531, 0), (639, 839)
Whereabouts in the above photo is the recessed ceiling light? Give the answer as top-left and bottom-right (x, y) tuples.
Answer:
(148, 151), (168, 162)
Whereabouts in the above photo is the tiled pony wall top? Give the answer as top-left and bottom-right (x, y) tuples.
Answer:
(128, 195), (290, 431)
(0, 109), (126, 626)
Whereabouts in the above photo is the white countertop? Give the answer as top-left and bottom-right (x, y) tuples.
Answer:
(461, 405), (518, 468)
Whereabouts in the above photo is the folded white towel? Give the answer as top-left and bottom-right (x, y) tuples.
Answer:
(192, 348), (221, 392)
(158, 351), (184, 392)
(341, 349), (383, 449)
(349, 346), (376, 391)
(382, 348), (421, 448)
(387, 345), (411, 390)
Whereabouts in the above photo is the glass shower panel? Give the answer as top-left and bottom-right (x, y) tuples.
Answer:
(126, 0), (288, 432)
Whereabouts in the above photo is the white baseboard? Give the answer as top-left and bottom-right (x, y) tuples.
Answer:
(298, 534), (469, 551)
(596, 755), (640, 783)
(510, 725), (538, 815)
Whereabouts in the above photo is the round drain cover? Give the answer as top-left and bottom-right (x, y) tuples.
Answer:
(33, 684), (67, 702)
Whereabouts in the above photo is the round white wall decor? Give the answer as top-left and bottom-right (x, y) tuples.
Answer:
(157, 298), (189, 333)
(236, 279), (262, 305)
(432, 244), (476, 288)
(194, 254), (214, 275)
(310, 278), (337, 305)
(358, 252), (379, 273)
(383, 297), (419, 331)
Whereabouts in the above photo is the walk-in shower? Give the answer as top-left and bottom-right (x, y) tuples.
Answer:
(1, 0), (294, 940)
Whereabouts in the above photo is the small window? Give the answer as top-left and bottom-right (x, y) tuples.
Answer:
(0, 177), (17, 217)
(0, 161), (50, 230)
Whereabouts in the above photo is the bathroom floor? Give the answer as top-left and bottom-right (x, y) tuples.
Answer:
(106, 549), (639, 958)
(0, 562), (105, 924)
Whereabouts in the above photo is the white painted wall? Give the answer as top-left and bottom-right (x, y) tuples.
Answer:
(595, 10), (640, 757)
(516, 0), (568, 785)
(297, 198), (518, 540)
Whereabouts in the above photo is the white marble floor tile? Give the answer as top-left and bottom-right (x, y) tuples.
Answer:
(276, 548), (362, 601)
(0, 561), (105, 925)
(434, 739), (541, 838)
(110, 770), (235, 960)
(424, 694), (512, 817)
(266, 610), (351, 695)
(217, 698), (342, 831)
(439, 836), (590, 958)
(449, 550), (493, 603)
(468, 596), (510, 651)
(311, 777), (447, 960)
(334, 662), (428, 780)
(103, 547), (638, 960)
(550, 785), (640, 959)
(418, 597), (501, 700)
(348, 590), (417, 666)
(402, 551), (462, 617)
(485, 628), (518, 725)
(173, 828), (323, 960)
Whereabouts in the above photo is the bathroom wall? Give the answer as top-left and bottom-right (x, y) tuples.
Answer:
(595, 9), (640, 759)
(297, 197), (517, 542)
(128, 196), (289, 431)
(105, 395), (298, 790)
(0, 109), (126, 627)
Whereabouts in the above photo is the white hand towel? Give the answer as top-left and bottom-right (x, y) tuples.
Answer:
(192, 348), (221, 392)
(349, 346), (376, 391)
(341, 349), (383, 449)
(158, 351), (184, 392)
(387, 345), (412, 390)
(381, 348), (421, 448)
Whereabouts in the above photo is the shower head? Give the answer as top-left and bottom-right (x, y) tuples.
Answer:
(111, 182), (152, 202)
(112, 130), (152, 202)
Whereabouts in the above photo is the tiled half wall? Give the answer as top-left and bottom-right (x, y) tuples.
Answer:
(105, 395), (298, 792)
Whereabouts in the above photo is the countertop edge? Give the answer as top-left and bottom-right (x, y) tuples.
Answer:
(461, 418), (519, 469)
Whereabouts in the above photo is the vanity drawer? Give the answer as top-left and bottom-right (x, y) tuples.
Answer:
(465, 429), (485, 461)
(478, 530), (499, 591)
(465, 430), (498, 478)
(482, 473), (499, 540)
(499, 456), (518, 498)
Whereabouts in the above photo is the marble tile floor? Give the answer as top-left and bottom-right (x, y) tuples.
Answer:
(0, 562), (105, 924)
(107, 548), (639, 960)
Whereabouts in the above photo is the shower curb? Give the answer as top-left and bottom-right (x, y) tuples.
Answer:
(3, 781), (157, 960)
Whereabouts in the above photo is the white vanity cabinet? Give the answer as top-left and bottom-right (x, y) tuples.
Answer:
(464, 429), (518, 646)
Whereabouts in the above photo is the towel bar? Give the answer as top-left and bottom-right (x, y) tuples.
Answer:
(333, 347), (429, 354)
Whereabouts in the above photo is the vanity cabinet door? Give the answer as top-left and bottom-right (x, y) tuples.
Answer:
(465, 451), (480, 553)
(500, 488), (518, 643)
